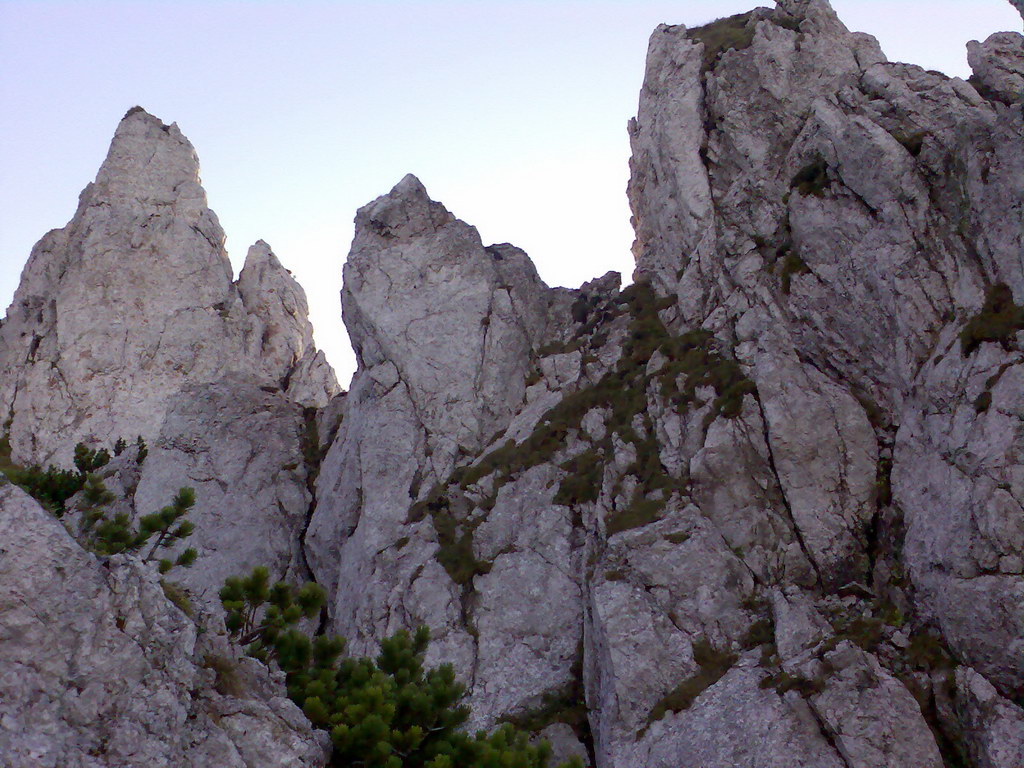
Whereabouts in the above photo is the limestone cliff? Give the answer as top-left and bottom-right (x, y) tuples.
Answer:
(0, 108), (337, 468)
(307, 2), (1024, 766)
(3, 2), (1024, 767)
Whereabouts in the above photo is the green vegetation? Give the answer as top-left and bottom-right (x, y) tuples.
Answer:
(161, 579), (194, 618)
(221, 570), (577, 768)
(745, 614), (825, 697)
(606, 495), (666, 536)
(408, 488), (491, 587)
(740, 618), (774, 650)
(643, 638), (738, 732)
(758, 670), (825, 697)
(0, 437), (104, 515)
(0, 435), (149, 515)
(779, 253), (811, 294)
(833, 615), (884, 653)
(875, 456), (894, 507)
(890, 629), (969, 768)
(893, 131), (927, 158)
(76, 484), (198, 575)
(203, 653), (245, 697)
(0, 433), (196, 574)
(791, 158), (830, 198)
(686, 12), (755, 71)
(501, 643), (590, 755)
(770, 13), (802, 32)
(960, 282), (1024, 356)
(410, 282), (756, 578)
(432, 503), (492, 587)
(973, 390), (992, 413)
(220, 566), (330, 664)
(553, 449), (602, 506)
(663, 531), (691, 545)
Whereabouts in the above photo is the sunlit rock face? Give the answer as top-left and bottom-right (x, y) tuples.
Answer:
(0, 108), (337, 468)
(4, 1), (1024, 767)
(0, 108), (338, 599)
(307, 1), (1024, 766)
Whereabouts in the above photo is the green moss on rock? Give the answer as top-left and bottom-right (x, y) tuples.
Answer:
(686, 12), (756, 71)
(960, 283), (1024, 356)
(791, 158), (830, 198)
(643, 638), (738, 732)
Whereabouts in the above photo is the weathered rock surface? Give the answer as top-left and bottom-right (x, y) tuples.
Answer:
(306, 175), (562, 650)
(0, 108), (337, 468)
(301, 1), (1024, 767)
(132, 374), (316, 599)
(0, 483), (327, 768)
(968, 32), (1024, 103)
(4, 1), (1024, 766)
(0, 109), (337, 600)
(958, 666), (1024, 768)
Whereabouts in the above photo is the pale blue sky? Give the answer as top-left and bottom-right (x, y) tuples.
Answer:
(2, 1), (1020, 382)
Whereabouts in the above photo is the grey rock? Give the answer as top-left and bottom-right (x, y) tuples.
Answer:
(805, 642), (943, 768)
(957, 666), (1024, 768)
(0, 483), (327, 768)
(537, 723), (588, 767)
(627, 0), (1024, 727)
(306, 175), (557, 654)
(968, 32), (1024, 103)
(634, 662), (845, 768)
(7, 0), (1024, 765)
(132, 374), (316, 599)
(236, 240), (338, 409)
(0, 109), (336, 468)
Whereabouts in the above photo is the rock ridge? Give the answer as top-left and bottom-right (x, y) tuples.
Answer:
(3, 2), (1024, 768)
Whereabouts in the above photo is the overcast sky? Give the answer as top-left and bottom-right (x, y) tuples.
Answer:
(2, 1), (1020, 384)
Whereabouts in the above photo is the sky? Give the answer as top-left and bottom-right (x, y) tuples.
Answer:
(1, 1), (1020, 385)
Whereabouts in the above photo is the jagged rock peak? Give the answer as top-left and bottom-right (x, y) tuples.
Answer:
(774, 0), (846, 32)
(355, 173), (456, 243)
(968, 31), (1024, 102)
(0, 109), (337, 465)
(96, 106), (206, 205)
(306, 174), (566, 647)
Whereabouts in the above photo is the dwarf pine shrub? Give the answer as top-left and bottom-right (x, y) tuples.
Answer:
(221, 568), (581, 768)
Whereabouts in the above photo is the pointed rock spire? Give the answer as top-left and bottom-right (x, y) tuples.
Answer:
(0, 111), (337, 465)
(93, 107), (206, 207)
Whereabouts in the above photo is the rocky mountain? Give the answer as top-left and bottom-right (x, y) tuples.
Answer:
(2, 1), (1023, 766)
(0, 108), (337, 469)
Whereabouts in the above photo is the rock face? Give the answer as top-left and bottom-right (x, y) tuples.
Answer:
(0, 108), (337, 598)
(0, 108), (337, 468)
(0, 483), (327, 767)
(304, 1), (1024, 767)
(305, 175), (566, 666)
(130, 374), (317, 599)
(4, 2), (1024, 767)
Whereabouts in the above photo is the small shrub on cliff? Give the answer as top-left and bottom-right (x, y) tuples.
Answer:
(687, 12), (755, 71)
(220, 565), (330, 667)
(960, 282), (1024, 356)
(81, 483), (198, 574)
(221, 568), (578, 767)
(73, 443), (110, 474)
(0, 440), (110, 515)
